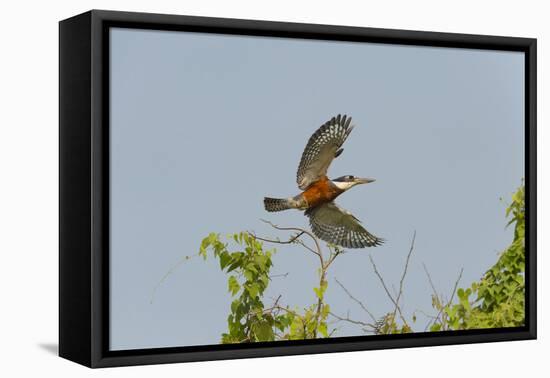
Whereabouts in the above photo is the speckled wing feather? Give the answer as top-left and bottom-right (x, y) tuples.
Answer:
(296, 114), (354, 190)
(305, 202), (384, 248)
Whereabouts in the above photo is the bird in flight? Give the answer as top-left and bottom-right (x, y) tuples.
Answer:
(263, 114), (383, 249)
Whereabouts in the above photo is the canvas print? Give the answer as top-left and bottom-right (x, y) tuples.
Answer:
(109, 27), (525, 350)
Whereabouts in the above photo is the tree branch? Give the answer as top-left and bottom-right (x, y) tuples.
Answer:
(428, 267), (464, 330)
(269, 272), (289, 280)
(390, 230), (416, 327)
(150, 252), (199, 304)
(250, 231), (304, 245)
(249, 229), (321, 258)
(260, 219), (323, 262)
(334, 278), (377, 323)
(422, 262), (439, 300)
(257, 219), (330, 338)
(329, 311), (374, 329)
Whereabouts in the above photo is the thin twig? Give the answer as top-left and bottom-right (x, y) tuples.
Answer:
(249, 231), (304, 245)
(273, 305), (299, 316)
(260, 219), (323, 261)
(329, 312), (373, 328)
(416, 309), (439, 320)
(150, 253), (199, 304)
(312, 264), (328, 338)
(429, 268), (464, 330)
(391, 231), (416, 326)
(422, 262), (439, 299)
(273, 294), (282, 307)
(325, 247), (345, 269)
(334, 278), (377, 323)
(447, 268), (464, 306)
(250, 228), (320, 258)
(391, 284), (398, 299)
(368, 254), (408, 325)
(422, 262), (443, 331)
(294, 238), (323, 256)
(368, 255), (396, 304)
(269, 272), (289, 280)
(258, 219), (332, 339)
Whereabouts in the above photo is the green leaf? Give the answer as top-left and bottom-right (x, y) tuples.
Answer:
(314, 280), (328, 300)
(254, 254), (266, 268)
(429, 183), (526, 331)
(246, 283), (260, 298)
(230, 299), (240, 313)
(228, 276), (240, 296)
(244, 270), (254, 281)
(219, 252), (231, 270)
(252, 321), (274, 341)
(259, 275), (269, 288)
(226, 261), (241, 273)
(246, 264), (258, 274)
(318, 323), (328, 337)
(321, 304), (330, 318)
(313, 287), (321, 299)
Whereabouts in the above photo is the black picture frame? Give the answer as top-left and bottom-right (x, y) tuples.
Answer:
(59, 9), (537, 368)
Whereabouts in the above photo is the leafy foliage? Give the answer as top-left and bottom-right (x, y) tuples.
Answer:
(199, 231), (331, 343)
(192, 183), (525, 342)
(326, 182), (526, 335)
(372, 313), (412, 334)
(430, 184), (525, 331)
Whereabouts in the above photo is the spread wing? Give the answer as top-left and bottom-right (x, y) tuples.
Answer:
(305, 202), (384, 248)
(296, 114), (354, 190)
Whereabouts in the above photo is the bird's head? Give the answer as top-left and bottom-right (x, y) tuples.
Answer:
(332, 175), (376, 191)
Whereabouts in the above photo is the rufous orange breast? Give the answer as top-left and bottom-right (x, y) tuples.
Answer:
(301, 176), (343, 208)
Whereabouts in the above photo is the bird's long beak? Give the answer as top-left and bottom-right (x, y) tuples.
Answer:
(354, 177), (376, 184)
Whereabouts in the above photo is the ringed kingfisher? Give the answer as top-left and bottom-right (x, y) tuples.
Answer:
(263, 114), (383, 249)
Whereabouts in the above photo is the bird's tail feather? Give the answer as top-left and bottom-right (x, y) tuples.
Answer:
(264, 197), (294, 212)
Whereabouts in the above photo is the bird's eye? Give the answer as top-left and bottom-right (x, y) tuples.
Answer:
(348, 175), (354, 180)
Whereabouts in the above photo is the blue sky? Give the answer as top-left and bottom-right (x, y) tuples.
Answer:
(109, 28), (524, 350)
